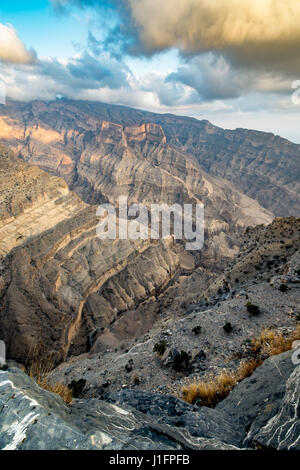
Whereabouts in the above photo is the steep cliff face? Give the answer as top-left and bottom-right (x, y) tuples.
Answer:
(0, 101), (298, 451)
(47, 217), (300, 395)
(0, 100), (273, 266)
(0, 99), (298, 216)
(0, 145), (181, 363)
(0, 144), (85, 257)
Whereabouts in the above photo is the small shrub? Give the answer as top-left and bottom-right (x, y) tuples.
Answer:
(40, 381), (73, 404)
(125, 359), (134, 373)
(153, 340), (167, 356)
(68, 379), (86, 398)
(192, 326), (202, 335)
(223, 322), (233, 333)
(173, 350), (191, 372)
(279, 284), (288, 293)
(246, 302), (260, 315)
(132, 374), (140, 386)
(251, 326), (300, 356)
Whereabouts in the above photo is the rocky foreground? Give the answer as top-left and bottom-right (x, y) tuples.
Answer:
(0, 349), (299, 450)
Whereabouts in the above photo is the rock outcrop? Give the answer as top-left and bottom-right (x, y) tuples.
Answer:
(0, 350), (299, 450)
(0, 99), (298, 216)
(0, 144), (85, 257)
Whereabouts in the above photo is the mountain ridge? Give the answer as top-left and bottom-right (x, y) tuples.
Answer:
(0, 99), (298, 217)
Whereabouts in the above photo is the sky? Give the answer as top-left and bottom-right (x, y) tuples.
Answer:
(0, 0), (299, 142)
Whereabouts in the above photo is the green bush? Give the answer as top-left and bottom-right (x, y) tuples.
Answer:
(192, 326), (202, 335)
(279, 284), (288, 293)
(223, 322), (233, 333)
(173, 350), (191, 372)
(153, 340), (167, 356)
(246, 302), (260, 316)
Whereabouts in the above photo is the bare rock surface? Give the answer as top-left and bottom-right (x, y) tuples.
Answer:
(0, 145), (181, 363)
(49, 217), (300, 394)
(0, 99), (298, 217)
(0, 367), (237, 450)
(0, 99), (274, 268)
(1, 351), (299, 450)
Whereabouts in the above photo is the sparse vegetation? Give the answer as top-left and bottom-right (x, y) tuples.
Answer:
(25, 354), (73, 405)
(153, 340), (167, 356)
(251, 325), (300, 357)
(173, 350), (191, 372)
(68, 379), (86, 398)
(182, 359), (260, 407)
(192, 325), (202, 335)
(182, 325), (300, 408)
(279, 283), (288, 293)
(223, 322), (233, 334)
(246, 302), (260, 315)
(133, 374), (140, 386)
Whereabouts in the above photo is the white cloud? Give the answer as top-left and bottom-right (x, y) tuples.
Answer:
(0, 23), (36, 64)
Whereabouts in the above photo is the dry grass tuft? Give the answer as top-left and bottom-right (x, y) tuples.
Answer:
(182, 325), (300, 408)
(182, 358), (261, 407)
(39, 380), (73, 405)
(25, 348), (72, 405)
(251, 325), (300, 356)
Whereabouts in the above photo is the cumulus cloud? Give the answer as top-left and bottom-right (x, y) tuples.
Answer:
(0, 44), (132, 103)
(52, 0), (300, 75)
(126, 0), (300, 73)
(0, 23), (36, 64)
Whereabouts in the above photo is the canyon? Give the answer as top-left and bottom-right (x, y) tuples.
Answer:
(0, 100), (299, 450)
(0, 99), (282, 364)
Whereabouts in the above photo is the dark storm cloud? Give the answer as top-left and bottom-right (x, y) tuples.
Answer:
(166, 55), (255, 101)
(35, 52), (129, 91)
